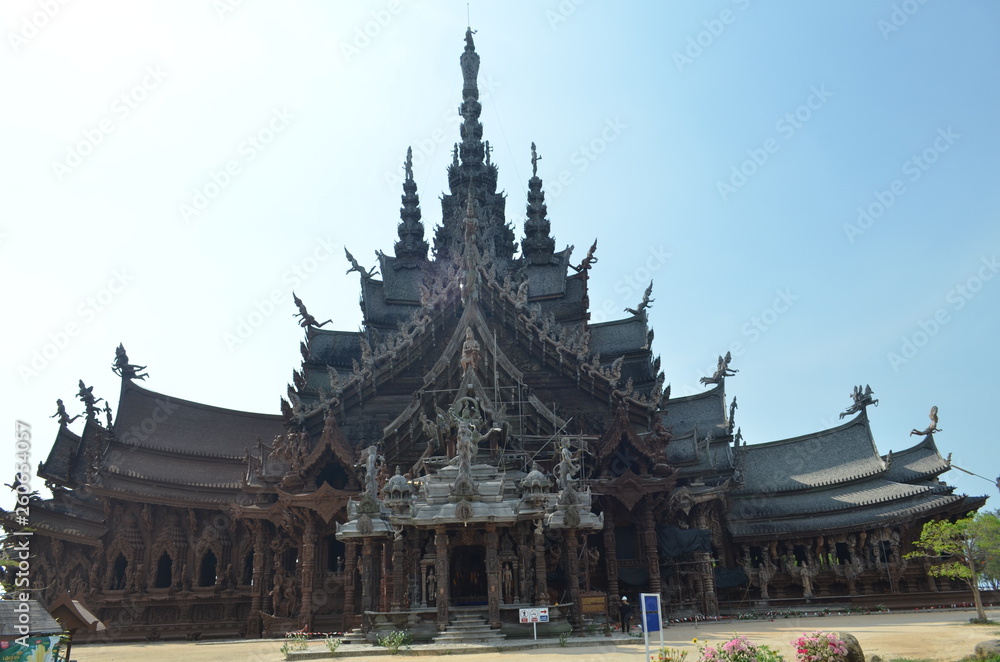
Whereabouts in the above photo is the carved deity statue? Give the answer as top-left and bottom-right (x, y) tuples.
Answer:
(555, 438), (581, 492)
(530, 142), (541, 177)
(357, 444), (384, 496)
(76, 380), (104, 418)
(460, 327), (481, 372)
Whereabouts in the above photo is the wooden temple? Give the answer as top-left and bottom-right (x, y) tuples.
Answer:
(1, 29), (985, 643)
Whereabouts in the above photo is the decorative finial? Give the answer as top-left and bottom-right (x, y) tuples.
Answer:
(700, 351), (738, 386)
(910, 406), (942, 436)
(292, 292), (331, 328)
(531, 142), (541, 177)
(839, 384), (879, 419)
(113, 343), (148, 380)
(404, 146), (413, 181)
(624, 281), (654, 316)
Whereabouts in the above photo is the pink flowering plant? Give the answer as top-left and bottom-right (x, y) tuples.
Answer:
(697, 634), (785, 662)
(790, 631), (848, 662)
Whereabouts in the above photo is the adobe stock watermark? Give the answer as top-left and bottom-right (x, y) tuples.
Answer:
(673, 0), (752, 73)
(223, 236), (338, 352)
(18, 269), (135, 384)
(8, 0), (71, 53)
(340, 0), (405, 62)
(887, 255), (998, 372)
(877, 0), (930, 41)
(717, 85), (833, 201)
(843, 126), (959, 244)
(213, 0), (247, 20)
(589, 245), (671, 324)
(544, 117), (628, 202)
(51, 65), (168, 182)
(10, 421), (35, 647)
(677, 288), (799, 396)
(545, 0), (587, 30)
(179, 106), (294, 223)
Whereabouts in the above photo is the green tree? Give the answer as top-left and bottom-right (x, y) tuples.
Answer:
(974, 510), (1000, 590)
(905, 513), (999, 623)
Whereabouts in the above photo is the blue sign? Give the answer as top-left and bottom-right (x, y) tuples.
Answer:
(642, 594), (660, 632)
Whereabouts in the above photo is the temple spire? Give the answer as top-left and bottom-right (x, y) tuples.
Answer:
(458, 27), (484, 168)
(522, 142), (555, 262)
(394, 146), (428, 260)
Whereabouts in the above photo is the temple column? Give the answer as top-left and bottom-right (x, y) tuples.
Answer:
(344, 542), (358, 629)
(643, 502), (661, 593)
(566, 529), (582, 633)
(249, 523), (266, 637)
(696, 509), (718, 616)
(435, 526), (449, 631)
(533, 520), (549, 606)
(391, 533), (405, 611)
(603, 508), (619, 605)
(299, 517), (316, 631)
(517, 527), (532, 604)
(361, 538), (375, 631)
(486, 525), (501, 629)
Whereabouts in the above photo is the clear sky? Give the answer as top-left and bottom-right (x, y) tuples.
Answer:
(2, 1), (998, 511)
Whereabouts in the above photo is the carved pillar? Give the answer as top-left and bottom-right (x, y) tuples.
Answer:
(299, 517), (316, 631)
(566, 530), (582, 633)
(344, 542), (358, 628)
(435, 526), (449, 631)
(381, 540), (390, 611)
(533, 521), (549, 606)
(695, 509), (718, 616)
(603, 508), (619, 610)
(486, 525), (501, 629)
(249, 524), (266, 636)
(517, 526), (532, 604)
(643, 502), (661, 593)
(361, 538), (375, 630)
(391, 534), (405, 611)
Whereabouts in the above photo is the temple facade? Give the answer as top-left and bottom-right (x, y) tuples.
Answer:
(2, 30), (985, 643)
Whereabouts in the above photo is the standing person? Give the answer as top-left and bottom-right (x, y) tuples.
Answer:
(619, 596), (632, 634)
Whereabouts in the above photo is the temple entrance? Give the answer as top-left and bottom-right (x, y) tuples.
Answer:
(450, 545), (487, 605)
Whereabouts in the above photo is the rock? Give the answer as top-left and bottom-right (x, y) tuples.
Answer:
(975, 640), (1000, 659)
(869, 656), (883, 662)
(835, 632), (865, 662)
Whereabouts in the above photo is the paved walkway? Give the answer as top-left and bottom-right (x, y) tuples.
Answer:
(69, 608), (998, 662)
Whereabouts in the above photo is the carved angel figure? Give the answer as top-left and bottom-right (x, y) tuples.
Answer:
(571, 239), (598, 273)
(112, 343), (148, 380)
(700, 351), (738, 385)
(51, 398), (80, 427)
(292, 292), (331, 328)
(344, 247), (377, 278)
(624, 280), (654, 316)
(910, 405), (942, 436)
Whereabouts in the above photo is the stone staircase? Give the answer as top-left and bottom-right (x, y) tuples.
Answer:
(432, 607), (506, 645)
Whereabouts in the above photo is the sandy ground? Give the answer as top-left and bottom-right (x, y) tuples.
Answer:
(68, 608), (999, 662)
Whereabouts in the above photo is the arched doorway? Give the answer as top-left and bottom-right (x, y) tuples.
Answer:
(450, 545), (487, 605)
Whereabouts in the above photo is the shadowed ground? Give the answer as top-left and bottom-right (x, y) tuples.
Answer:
(69, 608), (997, 662)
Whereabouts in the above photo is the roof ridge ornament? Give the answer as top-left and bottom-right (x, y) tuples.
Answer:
(113, 343), (148, 381)
(910, 405), (942, 436)
(839, 383), (878, 419)
(624, 280), (654, 317)
(700, 351), (738, 386)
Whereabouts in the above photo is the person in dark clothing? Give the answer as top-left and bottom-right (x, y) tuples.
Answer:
(619, 596), (632, 633)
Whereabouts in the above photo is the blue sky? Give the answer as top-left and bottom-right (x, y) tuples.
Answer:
(2, 0), (998, 510)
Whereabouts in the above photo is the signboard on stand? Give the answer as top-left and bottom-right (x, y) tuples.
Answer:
(640, 593), (664, 660)
(518, 607), (550, 640)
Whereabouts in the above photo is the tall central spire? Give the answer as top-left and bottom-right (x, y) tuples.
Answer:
(435, 29), (515, 263)
(458, 28), (484, 168)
